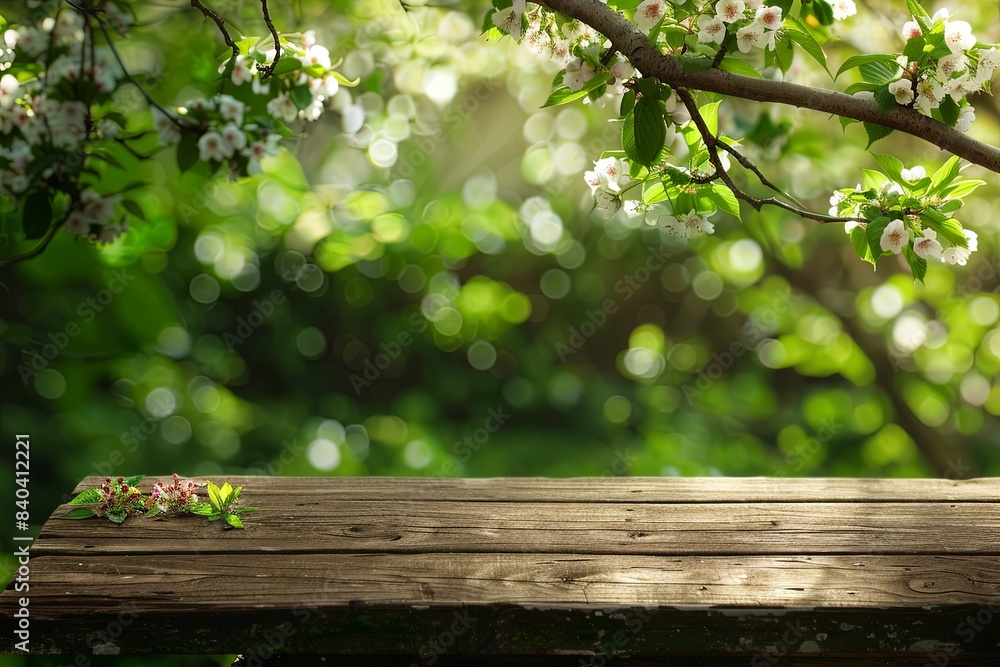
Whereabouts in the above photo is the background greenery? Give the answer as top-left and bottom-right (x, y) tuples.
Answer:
(1, 0), (999, 663)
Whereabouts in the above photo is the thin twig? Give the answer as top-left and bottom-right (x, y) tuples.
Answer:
(0, 214), (69, 270)
(257, 0), (282, 79)
(190, 0), (239, 60)
(675, 88), (865, 224)
(92, 18), (197, 133)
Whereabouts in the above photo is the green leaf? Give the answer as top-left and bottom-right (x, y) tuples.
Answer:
(224, 513), (245, 529)
(220, 481), (234, 504)
(122, 200), (146, 221)
(836, 54), (897, 80)
(103, 112), (128, 129)
(871, 153), (904, 184)
(851, 226), (876, 266)
(290, 84), (313, 112)
(106, 511), (127, 524)
(862, 122), (893, 148)
(620, 89), (635, 116)
(192, 503), (217, 516)
(938, 199), (963, 214)
(270, 56), (302, 77)
(940, 180), (986, 199)
(123, 475), (144, 487)
(144, 505), (163, 518)
(903, 242), (927, 282)
(927, 155), (961, 195)
(706, 184), (741, 220)
(764, 32), (795, 74)
(860, 60), (900, 85)
(906, 0), (930, 19)
(675, 55), (713, 72)
(23, 190), (52, 240)
(541, 72), (613, 108)
(207, 482), (223, 510)
(70, 488), (102, 504)
(873, 87), (897, 115)
(785, 17), (829, 75)
(936, 96), (960, 126)
(699, 101), (722, 137)
(631, 97), (666, 167)
(811, 0), (835, 25)
(866, 216), (892, 259)
(329, 71), (360, 87)
(63, 507), (96, 519)
(843, 81), (881, 95)
(902, 34), (927, 64)
(718, 57), (763, 78)
(921, 208), (966, 247)
(177, 132), (199, 171)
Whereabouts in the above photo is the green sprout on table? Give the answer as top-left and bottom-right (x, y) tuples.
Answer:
(191, 480), (259, 529)
(61, 475), (257, 529)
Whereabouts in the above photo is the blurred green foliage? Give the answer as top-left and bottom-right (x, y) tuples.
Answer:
(1, 0), (1000, 663)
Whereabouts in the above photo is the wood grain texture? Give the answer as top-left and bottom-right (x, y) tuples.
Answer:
(3, 476), (1000, 660)
(70, 475), (1000, 502)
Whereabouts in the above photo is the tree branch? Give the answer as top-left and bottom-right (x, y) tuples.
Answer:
(676, 87), (864, 224)
(191, 0), (239, 60)
(544, 0), (1000, 174)
(0, 215), (68, 270)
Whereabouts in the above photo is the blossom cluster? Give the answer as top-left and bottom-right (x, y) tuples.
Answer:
(696, 1), (786, 53)
(96, 476), (147, 520)
(159, 30), (347, 176)
(0, 5), (132, 243)
(148, 473), (201, 517)
(0, 2), (355, 250)
(831, 158), (983, 277)
(886, 10), (999, 132)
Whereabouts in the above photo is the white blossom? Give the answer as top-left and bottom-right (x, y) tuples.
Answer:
(564, 59), (596, 92)
(0, 73), (18, 109)
(217, 94), (244, 126)
(938, 52), (968, 79)
(198, 131), (229, 161)
(963, 229), (978, 252)
(267, 92), (299, 123)
(976, 49), (1000, 84)
(829, 0), (856, 21)
(716, 0), (746, 24)
(944, 20), (976, 55)
(153, 108), (181, 146)
(492, 7), (523, 41)
(947, 74), (979, 101)
(592, 157), (630, 193)
(593, 189), (620, 218)
(879, 219), (907, 254)
(229, 55), (253, 86)
(900, 165), (926, 182)
(943, 245), (971, 265)
(902, 21), (922, 40)
(736, 22), (766, 53)
(888, 79), (914, 105)
(220, 123), (247, 153)
(755, 6), (783, 30)
(697, 16), (726, 45)
(955, 104), (975, 132)
(635, 0), (668, 33)
(661, 210), (715, 238)
(912, 229), (942, 260)
(915, 77), (945, 113)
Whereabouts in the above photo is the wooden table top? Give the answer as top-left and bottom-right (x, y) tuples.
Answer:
(3, 476), (999, 663)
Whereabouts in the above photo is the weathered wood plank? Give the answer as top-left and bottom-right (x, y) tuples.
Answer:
(70, 476), (1000, 502)
(12, 554), (1000, 613)
(34, 500), (1000, 556)
(5, 476), (1000, 659)
(4, 548), (999, 656)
